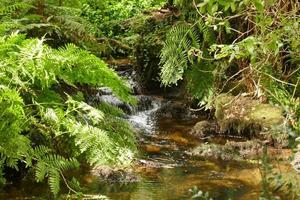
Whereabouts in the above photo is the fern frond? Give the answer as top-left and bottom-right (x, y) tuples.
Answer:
(48, 168), (60, 196)
(97, 102), (125, 117)
(32, 146), (80, 195)
(0, 2), (32, 16)
(55, 43), (135, 103)
(186, 62), (216, 108)
(160, 23), (200, 85)
(0, 31), (136, 196)
(35, 161), (47, 182)
(160, 20), (220, 106)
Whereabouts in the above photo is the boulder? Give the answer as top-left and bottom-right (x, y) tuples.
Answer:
(189, 120), (218, 139)
(214, 94), (289, 146)
(186, 140), (263, 161)
(91, 166), (139, 183)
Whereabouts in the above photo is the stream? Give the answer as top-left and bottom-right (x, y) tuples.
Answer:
(0, 68), (263, 199)
(90, 95), (262, 200)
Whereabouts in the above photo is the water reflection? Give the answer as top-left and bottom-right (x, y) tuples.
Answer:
(0, 96), (261, 200)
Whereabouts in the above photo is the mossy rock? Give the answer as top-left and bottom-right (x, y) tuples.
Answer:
(189, 120), (218, 139)
(214, 94), (289, 146)
(187, 140), (263, 161)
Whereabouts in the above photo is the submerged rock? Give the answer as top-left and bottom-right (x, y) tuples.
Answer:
(144, 144), (161, 153)
(136, 159), (177, 169)
(189, 120), (218, 139)
(156, 100), (196, 120)
(214, 94), (289, 146)
(91, 166), (139, 183)
(225, 168), (262, 187)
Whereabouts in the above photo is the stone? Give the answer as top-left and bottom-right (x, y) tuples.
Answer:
(91, 166), (140, 183)
(214, 94), (289, 146)
(144, 144), (161, 153)
(189, 120), (218, 139)
(186, 140), (263, 161)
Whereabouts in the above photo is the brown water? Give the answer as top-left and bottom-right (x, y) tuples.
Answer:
(0, 102), (262, 200)
(84, 117), (261, 200)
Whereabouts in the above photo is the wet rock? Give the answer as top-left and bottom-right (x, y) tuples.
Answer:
(187, 140), (263, 161)
(188, 139), (293, 164)
(156, 100), (196, 120)
(106, 58), (134, 71)
(165, 132), (189, 145)
(291, 147), (300, 172)
(98, 95), (133, 113)
(225, 140), (262, 159)
(214, 94), (289, 146)
(91, 166), (139, 183)
(135, 95), (155, 111)
(117, 69), (143, 94)
(136, 159), (176, 169)
(189, 120), (218, 139)
(187, 143), (236, 161)
(144, 144), (161, 153)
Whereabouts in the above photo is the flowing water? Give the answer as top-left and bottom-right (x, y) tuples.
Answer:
(0, 95), (262, 200)
(92, 96), (261, 200)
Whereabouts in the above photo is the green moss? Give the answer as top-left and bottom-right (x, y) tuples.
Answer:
(214, 94), (289, 145)
(187, 140), (262, 162)
(249, 104), (284, 127)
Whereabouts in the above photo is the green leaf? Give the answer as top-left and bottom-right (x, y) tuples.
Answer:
(230, 2), (236, 12)
(48, 168), (60, 196)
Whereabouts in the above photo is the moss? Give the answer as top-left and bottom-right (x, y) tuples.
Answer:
(187, 140), (263, 161)
(249, 104), (284, 127)
(189, 120), (218, 138)
(214, 94), (289, 146)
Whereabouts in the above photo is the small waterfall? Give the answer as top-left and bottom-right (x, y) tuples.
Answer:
(128, 96), (162, 133)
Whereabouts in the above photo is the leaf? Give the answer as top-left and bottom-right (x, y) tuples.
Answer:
(211, 4), (218, 13)
(35, 162), (47, 182)
(48, 168), (60, 196)
(230, 2), (236, 12)
(254, 0), (264, 12)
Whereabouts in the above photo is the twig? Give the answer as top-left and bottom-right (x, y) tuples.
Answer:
(60, 171), (78, 194)
(253, 68), (296, 87)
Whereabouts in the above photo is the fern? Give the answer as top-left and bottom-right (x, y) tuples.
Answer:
(33, 150), (79, 196)
(0, 86), (31, 169)
(160, 23), (199, 85)
(0, 2), (32, 16)
(57, 44), (136, 103)
(185, 62), (216, 107)
(0, 33), (136, 196)
(160, 20), (219, 106)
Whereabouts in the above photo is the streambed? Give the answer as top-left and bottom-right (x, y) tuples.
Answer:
(0, 95), (262, 200)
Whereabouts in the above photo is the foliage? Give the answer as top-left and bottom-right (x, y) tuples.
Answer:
(160, 2), (300, 196)
(160, 0), (300, 109)
(0, 0), (167, 57)
(0, 33), (136, 196)
(0, 0), (104, 54)
(160, 20), (218, 107)
(259, 146), (300, 200)
(81, 0), (166, 37)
